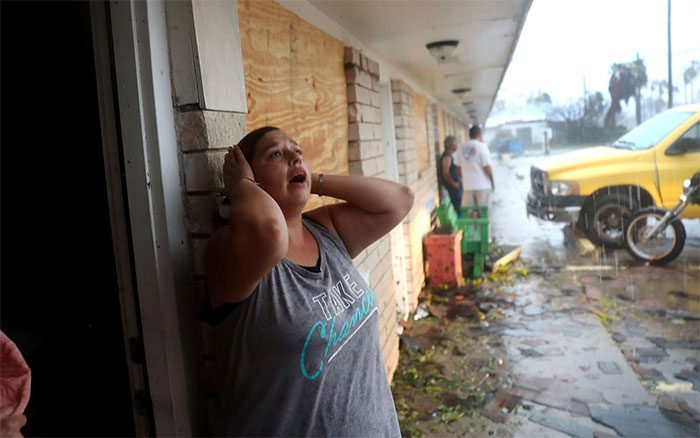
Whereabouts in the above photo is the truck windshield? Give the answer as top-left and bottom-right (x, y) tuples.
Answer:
(610, 111), (694, 150)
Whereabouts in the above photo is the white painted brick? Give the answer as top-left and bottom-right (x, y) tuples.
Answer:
(175, 111), (208, 150)
(362, 157), (378, 176)
(344, 46), (361, 66)
(369, 106), (382, 124)
(347, 141), (361, 161)
(347, 104), (359, 123)
(359, 70), (373, 89)
(394, 126), (413, 139)
(374, 154), (386, 174)
(362, 105), (382, 124)
(394, 139), (409, 152)
(185, 194), (218, 234)
(175, 110), (246, 152)
(346, 84), (371, 105)
(364, 246), (380, 268)
(350, 103), (381, 124)
(183, 150), (225, 192)
(372, 124), (383, 140)
(203, 111), (246, 150)
(391, 79), (412, 94)
(345, 66), (373, 89)
(348, 160), (363, 176)
(369, 91), (381, 108)
(396, 150), (408, 165)
(360, 140), (383, 159)
(371, 76), (379, 92)
(351, 140), (382, 161)
(367, 59), (380, 77)
(393, 103), (411, 117)
(360, 53), (368, 71)
(348, 122), (375, 142)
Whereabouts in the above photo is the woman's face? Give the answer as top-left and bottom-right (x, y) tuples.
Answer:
(251, 130), (311, 212)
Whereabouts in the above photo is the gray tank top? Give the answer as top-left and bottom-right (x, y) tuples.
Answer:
(213, 217), (400, 437)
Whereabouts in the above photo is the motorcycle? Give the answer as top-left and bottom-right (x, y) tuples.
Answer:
(623, 171), (700, 266)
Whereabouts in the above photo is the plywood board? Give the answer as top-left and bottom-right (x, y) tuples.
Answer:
(412, 92), (429, 172)
(238, 0), (348, 210)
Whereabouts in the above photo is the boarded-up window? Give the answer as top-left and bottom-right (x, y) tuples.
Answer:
(437, 107), (445, 150)
(238, 0), (348, 210)
(413, 93), (429, 172)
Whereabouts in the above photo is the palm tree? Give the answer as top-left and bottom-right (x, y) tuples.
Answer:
(604, 56), (648, 127)
(684, 60), (699, 104)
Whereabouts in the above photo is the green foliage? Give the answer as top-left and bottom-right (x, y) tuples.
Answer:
(611, 56), (648, 88)
(435, 405), (465, 425)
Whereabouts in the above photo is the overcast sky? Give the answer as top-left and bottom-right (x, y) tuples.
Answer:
(497, 0), (700, 106)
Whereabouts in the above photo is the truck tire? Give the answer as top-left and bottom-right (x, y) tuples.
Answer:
(577, 193), (639, 248)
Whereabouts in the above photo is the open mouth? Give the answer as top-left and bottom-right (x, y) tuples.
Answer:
(289, 172), (306, 184)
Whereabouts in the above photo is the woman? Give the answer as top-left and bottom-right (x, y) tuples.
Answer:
(204, 126), (414, 436)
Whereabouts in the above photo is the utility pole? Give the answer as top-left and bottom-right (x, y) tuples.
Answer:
(667, 0), (673, 108)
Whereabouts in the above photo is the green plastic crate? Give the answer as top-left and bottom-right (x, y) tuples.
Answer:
(434, 199), (489, 278)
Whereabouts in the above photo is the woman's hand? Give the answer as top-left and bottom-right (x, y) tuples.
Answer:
(206, 144), (289, 305)
(223, 145), (255, 197)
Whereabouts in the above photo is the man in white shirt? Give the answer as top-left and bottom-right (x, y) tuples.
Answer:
(456, 125), (494, 208)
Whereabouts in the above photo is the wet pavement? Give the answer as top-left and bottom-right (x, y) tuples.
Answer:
(391, 151), (700, 437)
(492, 153), (700, 437)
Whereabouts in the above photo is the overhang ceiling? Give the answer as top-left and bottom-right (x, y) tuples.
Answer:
(307, 0), (532, 125)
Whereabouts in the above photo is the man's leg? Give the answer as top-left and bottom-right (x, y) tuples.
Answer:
(462, 190), (475, 207)
(448, 188), (462, 215)
(463, 190), (491, 217)
(462, 190), (480, 218)
(474, 190), (490, 207)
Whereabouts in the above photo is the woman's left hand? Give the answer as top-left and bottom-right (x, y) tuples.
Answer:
(223, 145), (255, 197)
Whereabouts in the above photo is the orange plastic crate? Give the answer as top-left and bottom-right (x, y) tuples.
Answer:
(423, 230), (464, 288)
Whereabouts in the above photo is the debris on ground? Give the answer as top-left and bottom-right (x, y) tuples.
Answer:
(392, 277), (520, 436)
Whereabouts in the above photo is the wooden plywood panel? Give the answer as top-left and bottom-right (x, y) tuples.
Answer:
(437, 107), (445, 150)
(412, 93), (429, 172)
(238, 0), (348, 210)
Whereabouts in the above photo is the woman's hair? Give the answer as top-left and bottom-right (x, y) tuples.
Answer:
(444, 135), (456, 150)
(237, 126), (280, 167)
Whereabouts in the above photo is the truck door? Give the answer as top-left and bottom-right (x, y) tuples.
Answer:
(656, 121), (700, 216)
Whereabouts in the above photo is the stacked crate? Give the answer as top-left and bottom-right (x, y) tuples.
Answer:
(423, 229), (464, 288)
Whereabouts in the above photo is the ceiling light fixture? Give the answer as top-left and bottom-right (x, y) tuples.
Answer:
(426, 40), (459, 64)
(451, 87), (471, 95)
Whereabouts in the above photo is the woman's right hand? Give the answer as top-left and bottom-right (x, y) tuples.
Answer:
(223, 145), (255, 197)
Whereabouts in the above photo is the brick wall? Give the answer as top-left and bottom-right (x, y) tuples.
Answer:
(344, 47), (400, 379)
(174, 108), (247, 426)
(391, 79), (439, 311)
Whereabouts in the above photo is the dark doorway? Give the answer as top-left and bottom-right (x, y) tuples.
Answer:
(1, 2), (137, 435)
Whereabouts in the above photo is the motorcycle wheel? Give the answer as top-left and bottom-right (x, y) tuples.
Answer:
(623, 207), (686, 266)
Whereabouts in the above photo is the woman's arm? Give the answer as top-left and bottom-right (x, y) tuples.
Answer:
(305, 174), (414, 258)
(204, 146), (288, 304)
(441, 155), (460, 189)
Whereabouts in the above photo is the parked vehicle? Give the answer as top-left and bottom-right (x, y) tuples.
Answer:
(526, 104), (700, 247)
(624, 171), (700, 265)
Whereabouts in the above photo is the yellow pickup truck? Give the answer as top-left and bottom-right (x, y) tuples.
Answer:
(527, 104), (700, 247)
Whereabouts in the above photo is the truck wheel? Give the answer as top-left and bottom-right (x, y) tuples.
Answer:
(577, 193), (638, 248)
